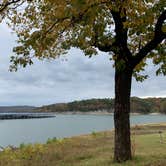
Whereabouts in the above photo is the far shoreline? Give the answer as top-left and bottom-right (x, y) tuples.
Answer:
(0, 111), (163, 120)
(54, 111), (163, 115)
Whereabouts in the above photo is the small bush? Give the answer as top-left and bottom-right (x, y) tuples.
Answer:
(91, 131), (97, 137)
(20, 143), (26, 149)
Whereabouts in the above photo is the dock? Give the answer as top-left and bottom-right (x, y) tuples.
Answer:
(0, 113), (56, 120)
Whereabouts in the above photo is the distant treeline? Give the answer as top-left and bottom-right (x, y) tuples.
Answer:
(35, 97), (166, 114)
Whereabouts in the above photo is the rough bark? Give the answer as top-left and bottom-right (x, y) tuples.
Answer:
(114, 68), (132, 162)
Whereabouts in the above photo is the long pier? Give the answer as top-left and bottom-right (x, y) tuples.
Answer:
(0, 113), (56, 120)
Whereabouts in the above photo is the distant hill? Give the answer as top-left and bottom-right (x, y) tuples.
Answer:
(1, 97), (165, 114)
(36, 98), (113, 113)
(35, 97), (166, 114)
(130, 97), (166, 113)
(0, 106), (36, 112)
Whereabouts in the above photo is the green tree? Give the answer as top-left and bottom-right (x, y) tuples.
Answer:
(1, 0), (166, 162)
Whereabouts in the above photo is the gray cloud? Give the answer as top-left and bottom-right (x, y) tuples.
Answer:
(0, 24), (165, 106)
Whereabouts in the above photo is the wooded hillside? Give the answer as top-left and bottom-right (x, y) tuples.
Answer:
(36, 97), (166, 114)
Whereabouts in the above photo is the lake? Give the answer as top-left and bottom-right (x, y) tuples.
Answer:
(0, 114), (166, 147)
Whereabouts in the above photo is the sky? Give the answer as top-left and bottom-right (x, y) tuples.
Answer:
(0, 23), (165, 106)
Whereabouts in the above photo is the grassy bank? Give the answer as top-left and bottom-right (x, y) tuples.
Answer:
(0, 123), (166, 166)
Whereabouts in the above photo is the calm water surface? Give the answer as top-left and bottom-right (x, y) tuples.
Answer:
(0, 114), (166, 147)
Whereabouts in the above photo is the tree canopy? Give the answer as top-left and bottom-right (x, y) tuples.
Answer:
(0, 0), (165, 80)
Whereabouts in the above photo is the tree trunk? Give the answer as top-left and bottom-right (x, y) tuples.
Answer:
(114, 68), (132, 162)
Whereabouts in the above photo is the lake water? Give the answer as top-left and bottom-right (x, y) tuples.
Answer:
(0, 114), (166, 147)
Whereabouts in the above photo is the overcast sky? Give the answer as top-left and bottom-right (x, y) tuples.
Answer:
(0, 23), (165, 106)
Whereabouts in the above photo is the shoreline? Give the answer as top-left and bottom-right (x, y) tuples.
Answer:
(0, 111), (163, 119)
(54, 111), (163, 115)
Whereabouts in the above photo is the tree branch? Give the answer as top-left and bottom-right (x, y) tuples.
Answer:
(44, 0), (114, 52)
(132, 10), (166, 68)
(45, 0), (111, 35)
(0, 0), (22, 13)
(111, 10), (133, 63)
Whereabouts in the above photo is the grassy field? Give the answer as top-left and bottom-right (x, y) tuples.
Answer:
(0, 123), (166, 166)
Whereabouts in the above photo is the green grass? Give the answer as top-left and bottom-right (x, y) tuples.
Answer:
(0, 123), (166, 166)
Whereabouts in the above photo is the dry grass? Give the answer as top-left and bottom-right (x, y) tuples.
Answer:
(0, 123), (166, 166)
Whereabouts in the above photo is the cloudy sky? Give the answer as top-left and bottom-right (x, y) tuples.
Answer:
(0, 23), (165, 106)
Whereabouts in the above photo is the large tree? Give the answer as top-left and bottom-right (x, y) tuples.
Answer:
(1, 0), (166, 162)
